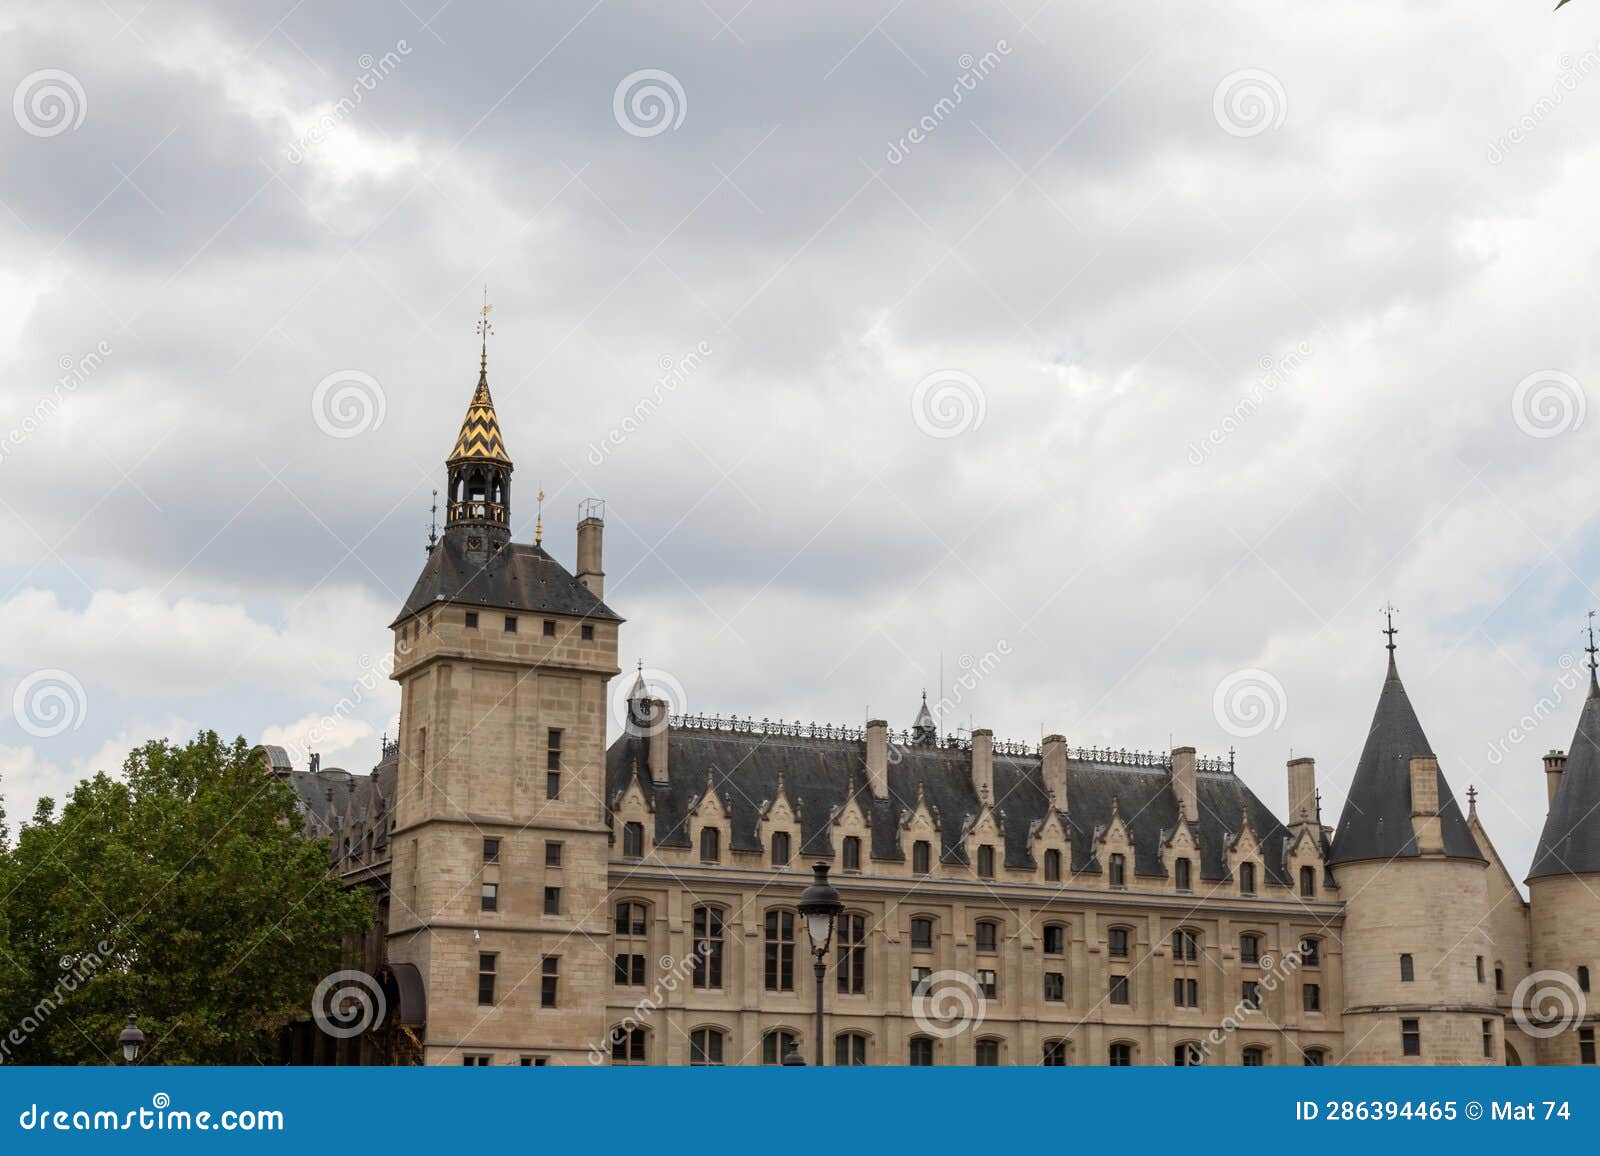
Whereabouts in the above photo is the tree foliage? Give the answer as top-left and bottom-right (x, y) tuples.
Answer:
(0, 732), (371, 1064)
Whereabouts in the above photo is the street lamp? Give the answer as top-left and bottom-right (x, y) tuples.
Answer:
(796, 861), (843, 1067)
(117, 1014), (144, 1065)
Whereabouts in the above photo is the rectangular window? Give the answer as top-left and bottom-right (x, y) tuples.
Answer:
(1043, 925), (1065, 955)
(1580, 1028), (1595, 1065)
(770, 830), (790, 866)
(1580, 966), (1592, 992)
(975, 922), (997, 952)
(462, 1055), (490, 1066)
(912, 840), (931, 874)
(542, 619), (556, 637)
(546, 771), (561, 799)
(1241, 936), (1260, 964)
(842, 835), (861, 871)
(700, 827), (720, 863)
(543, 886), (561, 915)
(581, 624), (594, 640)
(1482, 1019), (1494, 1058)
(483, 837), (500, 863)
(546, 730), (562, 799)
(465, 611), (479, 629)
(1108, 928), (1129, 958)
(911, 966), (933, 995)
(614, 953), (646, 986)
(1476, 955), (1486, 983)
(911, 918), (933, 951)
(1108, 853), (1125, 888)
(545, 842), (562, 868)
(976, 969), (997, 999)
(623, 821), (644, 858)
(1495, 966), (1505, 992)
(764, 910), (795, 992)
(1173, 977), (1198, 1008)
(976, 844), (995, 878)
(1302, 983), (1320, 1012)
(1043, 971), (1065, 1002)
(480, 882), (499, 912)
(1242, 980), (1261, 1010)
(540, 957), (559, 1008)
(478, 953), (496, 1006)
(1109, 974), (1130, 1005)
(504, 615), (517, 633)
(1401, 1018), (1421, 1057)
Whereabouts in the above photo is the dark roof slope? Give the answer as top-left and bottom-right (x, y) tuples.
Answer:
(1328, 656), (1482, 866)
(1529, 674), (1600, 880)
(393, 535), (621, 626)
(605, 728), (1296, 882)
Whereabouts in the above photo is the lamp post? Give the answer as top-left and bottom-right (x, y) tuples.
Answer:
(117, 1014), (144, 1065)
(796, 861), (843, 1067)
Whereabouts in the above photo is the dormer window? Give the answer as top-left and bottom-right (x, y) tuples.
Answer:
(1108, 853), (1126, 888)
(1239, 862), (1256, 894)
(1174, 857), (1192, 892)
(842, 835), (861, 871)
(976, 844), (995, 878)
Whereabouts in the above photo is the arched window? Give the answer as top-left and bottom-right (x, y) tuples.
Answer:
(1239, 862), (1256, 894)
(975, 919), (999, 953)
(622, 821), (644, 859)
(610, 1026), (647, 1065)
(761, 1029), (798, 1066)
(1579, 965), (1591, 992)
(835, 913), (866, 994)
(1174, 857), (1192, 891)
(1299, 865), (1316, 897)
(764, 909), (795, 991)
(834, 1031), (868, 1066)
(1242, 1046), (1265, 1066)
(1108, 1042), (1133, 1066)
(1172, 928), (1199, 962)
(1302, 1048), (1326, 1067)
(912, 840), (931, 874)
(975, 1038), (1002, 1066)
(1400, 952), (1414, 982)
(613, 902), (647, 987)
(1042, 1039), (1068, 1066)
(1043, 848), (1062, 882)
(909, 1036), (935, 1066)
(689, 1027), (725, 1066)
(1173, 1042), (1203, 1066)
(1240, 933), (1262, 965)
(1042, 924), (1066, 956)
(1108, 852), (1126, 888)
(692, 906), (724, 990)
(770, 830), (790, 866)
(976, 844), (995, 878)
(1299, 936), (1320, 967)
(700, 827), (720, 863)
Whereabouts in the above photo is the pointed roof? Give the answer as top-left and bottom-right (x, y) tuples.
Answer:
(1529, 669), (1600, 880)
(911, 692), (936, 745)
(1328, 650), (1482, 865)
(448, 373), (512, 466)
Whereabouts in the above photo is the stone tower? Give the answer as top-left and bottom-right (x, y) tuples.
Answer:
(1526, 632), (1600, 1065)
(1327, 625), (1498, 1064)
(385, 336), (622, 1064)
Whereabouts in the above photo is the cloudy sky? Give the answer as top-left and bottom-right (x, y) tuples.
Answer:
(3, 1), (1599, 885)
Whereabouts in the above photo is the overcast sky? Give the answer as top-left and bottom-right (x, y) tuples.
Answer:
(3, 1), (1600, 886)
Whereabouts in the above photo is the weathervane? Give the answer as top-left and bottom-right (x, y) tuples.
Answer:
(427, 488), (438, 548)
(477, 286), (493, 374)
(535, 482), (545, 546)
(1381, 602), (1399, 654)
(1587, 610), (1598, 682)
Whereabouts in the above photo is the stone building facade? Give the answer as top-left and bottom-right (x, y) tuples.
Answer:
(261, 352), (1600, 1067)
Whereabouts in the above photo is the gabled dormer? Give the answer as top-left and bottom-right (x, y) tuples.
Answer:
(899, 779), (940, 875)
(1225, 807), (1263, 895)
(756, 771), (800, 869)
(1095, 795), (1134, 888)
(1162, 812), (1201, 892)
(1030, 810), (1072, 883)
(829, 788), (871, 873)
(688, 768), (730, 865)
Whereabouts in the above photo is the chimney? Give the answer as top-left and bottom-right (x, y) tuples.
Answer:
(971, 729), (993, 804)
(1543, 749), (1567, 806)
(865, 719), (889, 799)
(1171, 746), (1198, 824)
(576, 499), (605, 598)
(1409, 755), (1443, 853)
(646, 700), (669, 784)
(1287, 757), (1317, 826)
(1041, 734), (1068, 811)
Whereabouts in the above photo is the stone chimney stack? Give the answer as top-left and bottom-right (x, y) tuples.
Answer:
(1287, 757), (1317, 826)
(1543, 749), (1567, 806)
(1409, 755), (1443, 853)
(1041, 734), (1068, 811)
(576, 500), (605, 598)
(646, 701), (669, 784)
(1171, 746), (1198, 824)
(865, 719), (890, 799)
(971, 729), (994, 804)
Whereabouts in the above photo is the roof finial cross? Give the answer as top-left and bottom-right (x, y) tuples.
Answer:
(534, 482), (545, 545)
(1586, 611), (1598, 680)
(476, 286), (494, 376)
(1381, 602), (1399, 654)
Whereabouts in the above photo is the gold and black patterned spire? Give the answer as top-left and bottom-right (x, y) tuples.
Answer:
(448, 291), (512, 467)
(444, 292), (514, 546)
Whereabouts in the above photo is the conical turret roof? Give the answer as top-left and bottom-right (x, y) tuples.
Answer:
(1529, 668), (1600, 880)
(448, 372), (511, 466)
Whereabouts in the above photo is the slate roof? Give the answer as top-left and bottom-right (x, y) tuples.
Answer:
(270, 746), (398, 861)
(1528, 671), (1600, 880)
(392, 535), (621, 627)
(605, 728), (1299, 883)
(1327, 654), (1482, 866)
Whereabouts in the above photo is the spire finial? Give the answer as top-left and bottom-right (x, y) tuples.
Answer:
(428, 488), (438, 548)
(1382, 602), (1399, 654)
(1586, 611), (1598, 693)
(476, 286), (493, 379)
(535, 481), (545, 545)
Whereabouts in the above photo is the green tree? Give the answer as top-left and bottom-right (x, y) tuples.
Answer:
(0, 732), (371, 1064)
